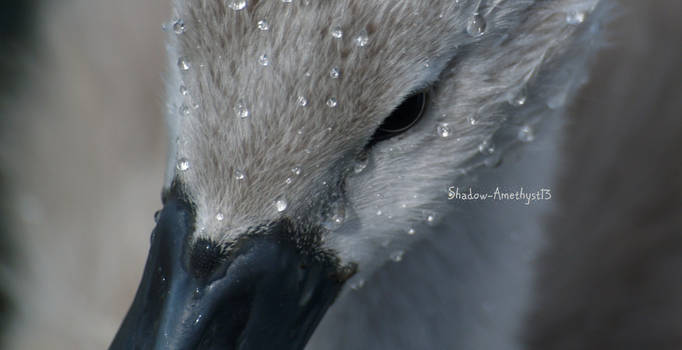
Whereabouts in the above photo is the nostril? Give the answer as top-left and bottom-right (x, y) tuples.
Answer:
(189, 238), (226, 279)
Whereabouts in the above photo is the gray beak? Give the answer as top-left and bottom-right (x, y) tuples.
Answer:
(110, 187), (353, 349)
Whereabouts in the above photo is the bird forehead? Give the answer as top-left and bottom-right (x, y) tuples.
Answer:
(174, 0), (464, 123)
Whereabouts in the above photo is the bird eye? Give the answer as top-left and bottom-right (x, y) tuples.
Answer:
(368, 91), (428, 146)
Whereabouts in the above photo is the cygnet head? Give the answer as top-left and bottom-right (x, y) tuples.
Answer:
(111, 0), (602, 348)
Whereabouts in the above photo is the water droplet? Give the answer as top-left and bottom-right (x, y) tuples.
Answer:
(330, 26), (343, 39)
(227, 0), (247, 11)
(350, 278), (365, 290)
(194, 314), (203, 325)
(547, 89), (569, 109)
(172, 19), (185, 34)
(291, 167), (301, 175)
(215, 213), (224, 221)
(509, 94), (526, 106)
(176, 158), (190, 171)
(284, 177), (293, 185)
(331, 210), (345, 226)
(258, 54), (270, 66)
(518, 125), (535, 142)
(296, 96), (308, 107)
(390, 250), (404, 262)
(326, 97), (338, 108)
(329, 67), (340, 79)
(274, 197), (288, 212)
(468, 115), (479, 125)
(354, 31), (369, 47)
(281, 0), (292, 3)
(353, 152), (368, 174)
(376, 210), (383, 216)
(179, 85), (189, 96)
(566, 11), (585, 25)
(322, 200), (346, 230)
(436, 123), (451, 138)
(177, 57), (191, 71)
(179, 104), (191, 117)
(483, 152), (502, 168)
(407, 228), (416, 235)
(426, 213), (436, 225)
(466, 13), (486, 37)
(234, 100), (249, 119)
(234, 169), (245, 180)
(478, 140), (495, 154)
(257, 20), (269, 31)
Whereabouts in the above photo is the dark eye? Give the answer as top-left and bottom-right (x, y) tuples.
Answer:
(368, 91), (428, 146)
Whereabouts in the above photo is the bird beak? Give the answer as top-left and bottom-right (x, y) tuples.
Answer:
(110, 190), (353, 350)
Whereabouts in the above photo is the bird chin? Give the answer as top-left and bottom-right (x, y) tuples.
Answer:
(110, 193), (353, 350)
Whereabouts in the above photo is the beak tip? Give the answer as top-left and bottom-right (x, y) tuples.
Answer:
(112, 196), (348, 350)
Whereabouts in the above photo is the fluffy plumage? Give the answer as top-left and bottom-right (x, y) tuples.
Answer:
(158, 1), (604, 347)
(167, 0), (603, 282)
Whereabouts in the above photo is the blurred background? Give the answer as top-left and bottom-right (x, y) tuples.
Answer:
(0, 0), (169, 348)
(0, 0), (679, 349)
